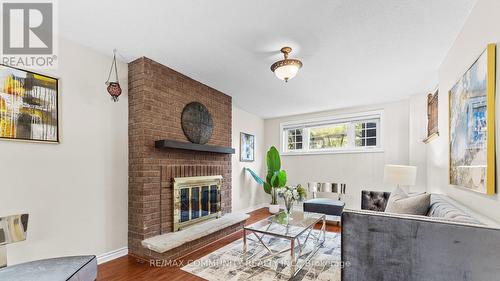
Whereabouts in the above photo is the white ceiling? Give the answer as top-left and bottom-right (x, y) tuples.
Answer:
(59, 0), (476, 118)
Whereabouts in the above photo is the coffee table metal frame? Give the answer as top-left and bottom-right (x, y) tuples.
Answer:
(242, 211), (326, 277)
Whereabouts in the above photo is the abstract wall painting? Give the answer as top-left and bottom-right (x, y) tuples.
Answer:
(240, 132), (255, 162)
(449, 44), (496, 195)
(0, 65), (58, 143)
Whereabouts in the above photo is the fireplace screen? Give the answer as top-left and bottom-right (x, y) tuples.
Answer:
(173, 175), (222, 231)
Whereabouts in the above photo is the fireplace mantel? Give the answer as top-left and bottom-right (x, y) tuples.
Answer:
(155, 139), (235, 154)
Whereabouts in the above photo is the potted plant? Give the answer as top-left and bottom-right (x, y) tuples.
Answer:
(245, 146), (287, 214)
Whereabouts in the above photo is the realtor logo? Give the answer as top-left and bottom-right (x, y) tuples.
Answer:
(3, 3), (53, 54)
(1, 1), (57, 68)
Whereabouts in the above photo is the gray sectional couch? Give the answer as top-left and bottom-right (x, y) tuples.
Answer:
(342, 192), (500, 281)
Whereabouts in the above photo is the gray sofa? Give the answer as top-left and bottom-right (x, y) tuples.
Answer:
(0, 213), (97, 281)
(0, 256), (97, 281)
(341, 191), (500, 281)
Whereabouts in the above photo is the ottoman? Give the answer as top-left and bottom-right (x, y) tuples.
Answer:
(303, 198), (345, 223)
(0, 255), (97, 281)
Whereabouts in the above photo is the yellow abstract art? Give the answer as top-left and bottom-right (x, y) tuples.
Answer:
(0, 65), (58, 142)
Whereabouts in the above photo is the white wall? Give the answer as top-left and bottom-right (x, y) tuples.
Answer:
(409, 93), (429, 191)
(231, 106), (269, 212)
(427, 0), (500, 222)
(264, 100), (412, 209)
(0, 37), (128, 265)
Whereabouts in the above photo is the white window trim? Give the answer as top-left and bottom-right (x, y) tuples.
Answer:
(279, 110), (384, 155)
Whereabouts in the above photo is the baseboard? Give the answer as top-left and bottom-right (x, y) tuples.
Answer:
(237, 202), (303, 214)
(238, 202), (268, 214)
(96, 247), (128, 264)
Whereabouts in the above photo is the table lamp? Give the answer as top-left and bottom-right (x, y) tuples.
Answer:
(383, 165), (417, 193)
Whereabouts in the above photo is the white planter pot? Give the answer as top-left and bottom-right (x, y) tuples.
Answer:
(268, 204), (280, 214)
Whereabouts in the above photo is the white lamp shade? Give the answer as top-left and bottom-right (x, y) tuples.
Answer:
(384, 165), (417, 186)
(274, 64), (299, 81)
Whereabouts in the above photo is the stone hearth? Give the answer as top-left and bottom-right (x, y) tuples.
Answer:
(141, 212), (249, 259)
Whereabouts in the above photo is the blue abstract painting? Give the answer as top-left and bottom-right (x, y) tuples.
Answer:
(449, 49), (489, 193)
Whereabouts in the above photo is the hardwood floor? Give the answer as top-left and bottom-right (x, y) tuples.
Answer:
(97, 208), (340, 281)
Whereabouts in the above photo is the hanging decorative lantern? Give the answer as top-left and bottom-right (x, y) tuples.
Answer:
(105, 49), (122, 102)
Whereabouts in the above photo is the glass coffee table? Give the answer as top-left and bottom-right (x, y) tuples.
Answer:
(242, 211), (326, 277)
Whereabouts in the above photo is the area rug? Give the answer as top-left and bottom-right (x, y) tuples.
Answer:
(181, 230), (341, 281)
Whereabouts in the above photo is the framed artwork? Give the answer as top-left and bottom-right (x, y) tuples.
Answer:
(240, 132), (255, 162)
(449, 44), (496, 195)
(423, 88), (439, 143)
(0, 65), (59, 143)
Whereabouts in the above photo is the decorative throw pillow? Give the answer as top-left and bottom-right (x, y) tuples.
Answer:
(385, 187), (430, 215)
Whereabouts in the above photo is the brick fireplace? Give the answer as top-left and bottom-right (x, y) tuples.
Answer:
(128, 57), (237, 261)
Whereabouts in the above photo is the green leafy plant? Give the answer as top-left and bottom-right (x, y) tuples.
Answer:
(245, 146), (287, 204)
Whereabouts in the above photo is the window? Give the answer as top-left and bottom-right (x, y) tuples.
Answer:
(287, 128), (303, 150)
(355, 121), (378, 147)
(309, 123), (348, 149)
(281, 111), (382, 154)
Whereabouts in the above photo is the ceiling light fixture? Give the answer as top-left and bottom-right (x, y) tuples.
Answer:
(270, 46), (303, 82)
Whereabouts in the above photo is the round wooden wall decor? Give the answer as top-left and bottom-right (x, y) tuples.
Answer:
(181, 102), (214, 144)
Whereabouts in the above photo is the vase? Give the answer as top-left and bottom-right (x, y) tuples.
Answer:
(284, 198), (294, 216)
(269, 204), (280, 214)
